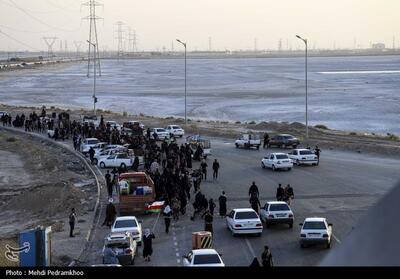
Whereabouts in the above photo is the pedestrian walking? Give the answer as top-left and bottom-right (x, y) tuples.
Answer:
(105, 170), (113, 198)
(263, 133), (270, 148)
(261, 246), (274, 267)
(276, 184), (284, 201)
(249, 195), (261, 214)
(142, 229), (155, 262)
(89, 147), (95, 164)
(209, 198), (216, 216)
(200, 159), (208, 180)
(163, 203), (172, 234)
(69, 208), (76, 237)
(314, 146), (321, 164)
(218, 191), (227, 217)
(203, 210), (214, 234)
(284, 184), (294, 205)
(102, 199), (117, 227)
(248, 181), (259, 198)
(212, 159), (220, 180)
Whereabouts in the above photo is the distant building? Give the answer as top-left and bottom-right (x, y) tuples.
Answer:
(372, 43), (385, 49)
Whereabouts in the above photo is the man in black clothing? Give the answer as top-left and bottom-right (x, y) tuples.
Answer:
(276, 184), (284, 201)
(314, 146), (321, 164)
(69, 208), (76, 237)
(263, 133), (270, 148)
(218, 191), (227, 217)
(209, 198), (216, 216)
(248, 181), (259, 198)
(249, 195), (261, 214)
(212, 159), (220, 180)
(89, 147), (95, 164)
(200, 160), (208, 180)
(105, 170), (112, 198)
(261, 246), (274, 267)
(203, 210), (214, 234)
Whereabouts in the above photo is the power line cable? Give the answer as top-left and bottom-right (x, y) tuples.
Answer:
(0, 29), (41, 51)
(0, 24), (53, 34)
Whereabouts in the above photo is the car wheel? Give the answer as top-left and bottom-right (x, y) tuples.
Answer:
(288, 168), (292, 171)
(272, 165), (276, 171)
(180, 135), (183, 138)
(235, 143), (239, 148)
(300, 243), (305, 248)
(257, 145), (260, 150)
(261, 162), (265, 169)
(120, 163), (126, 169)
(256, 233), (262, 237)
(100, 162), (106, 168)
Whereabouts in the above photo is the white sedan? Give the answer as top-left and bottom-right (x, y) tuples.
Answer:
(288, 149), (319, 166)
(260, 201), (294, 228)
(80, 138), (101, 154)
(166, 125), (185, 137)
(150, 128), (170, 140)
(111, 216), (142, 245)
(183, 249), (225, 267)
(299, 217), (333, 249)
(261, 153), (293, 171)
(98, 153), (133, 169)
(226, 208), (263, 236)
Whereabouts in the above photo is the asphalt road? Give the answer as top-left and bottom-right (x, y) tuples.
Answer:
(84, 138), (400, 266)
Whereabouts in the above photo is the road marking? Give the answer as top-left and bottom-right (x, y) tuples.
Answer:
(333, 234), (341, 244)
(245, 238), (257, 258)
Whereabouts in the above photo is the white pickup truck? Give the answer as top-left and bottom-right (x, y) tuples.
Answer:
(235, 134), (261, 150)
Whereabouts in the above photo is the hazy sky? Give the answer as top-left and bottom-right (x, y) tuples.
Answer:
(0, 0), (399, 52)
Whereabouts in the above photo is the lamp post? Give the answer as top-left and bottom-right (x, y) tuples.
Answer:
(176, 39), (187, 125)
(296, 35), (308, 140)
(87, 40), (97, 116)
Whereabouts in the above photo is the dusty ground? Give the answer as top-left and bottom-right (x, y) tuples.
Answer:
(1, 103), (399, 158)
(0, 129), (97, 266)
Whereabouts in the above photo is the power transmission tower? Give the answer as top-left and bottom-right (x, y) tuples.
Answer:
(74, 41), (82, 58)
(59, 40), (63, 54)
(43, 37), (57, 57)
(82, 0), (102, 77)
(133, 30), (137, 52)
(64, 40), (68, 57)
(114, 21), (125, 57)
(278, 39), (282, 51)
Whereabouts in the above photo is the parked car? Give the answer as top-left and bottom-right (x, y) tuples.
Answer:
(83, 115), (100, 127)
(123, 120), (144, 129)
(98, 153), (133, 169)
(102, 232), (137, 265)
(288, 149), (319, 166)
(226, 208), (263, 236)
(261, 153), (293, 171)
(150, 128), (170, 140)
(93, 149), (123, 165)
(94, 144), (126, 156)
(260, 201), (294, 228)
(106, 121), (122, 131)
(166, 125), (185, 137)
(268, 134), (300, 149)
(235, 134), (261, 149)
(111, 216), (143, 245)
(183, 249), (225, 267)
(299, 217), (333, 249)
(80, 138), (100, 154)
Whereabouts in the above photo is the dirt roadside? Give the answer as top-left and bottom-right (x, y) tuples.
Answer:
(1, 104), (399, 158)
(0, 129), (98, 266)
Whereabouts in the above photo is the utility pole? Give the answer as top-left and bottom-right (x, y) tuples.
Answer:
(278, 39), (282, 51)
(43, 37), (57, 58)
(171, 41), (174, 52)
(296, 35), (309, 141)
(115, 21), (125, 57)
(83, 0), (102, 77)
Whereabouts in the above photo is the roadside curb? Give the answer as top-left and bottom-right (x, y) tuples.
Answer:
(0, 126), (103, 267)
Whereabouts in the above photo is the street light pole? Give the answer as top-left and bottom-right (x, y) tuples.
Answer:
(176, 39), (187, 125)
(296, 35), (308, 140)
(87, 40), (97, 116)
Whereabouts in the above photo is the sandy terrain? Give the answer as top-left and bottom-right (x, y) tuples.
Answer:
(0, 129), (97, 266)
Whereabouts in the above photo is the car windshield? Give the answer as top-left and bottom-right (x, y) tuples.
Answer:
(88, 140), (99, 144)
(193, 254), (221, 265)
(157, 129), (166, 132)
(172, 126), (180, 129)
(283, 136), (294, 139)
(270, 204), (290, 211)
(276, 155), (288, 159)
(299, 150), (313, 155)
(303, 221), (327, 230)
(114, 219), (137, 228)
(235, 211), (258, 220)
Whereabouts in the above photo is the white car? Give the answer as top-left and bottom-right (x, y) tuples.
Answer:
(93, 149), (123, 165)
(94, 144), (126, 156)
(183, 249), (225, 267)
(261, 153), (293, 171)
(102, 233), (137, 266)
(150, 128), (170, 140)
(106, 121), (122, 131)
(166, 125), (185, 137)
(111, 216), (142, 245)
(80, 138), (100, 154)
(288, 149), (319, 166)
(0, 111), (8, 118)
(124, 120), (144, 129)
(98, 153), (133, 169)
(260, 201), (294, 228)
(226, 208), (263, 236)
(299, 217), (333, 249)
(235, 134), (261, 149)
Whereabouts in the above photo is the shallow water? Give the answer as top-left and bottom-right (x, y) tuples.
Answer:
(0, 55), (399, 134)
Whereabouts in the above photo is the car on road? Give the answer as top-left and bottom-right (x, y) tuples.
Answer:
(299, 217), (333, 249)
(111, 216), (142, 245)
(183, 249), (225, 267)
(150, 128), (170, 140)
(267, 134), (300, 149)
(93, 148), (124, 165)
(235, 134), (261, 149)
(106, 121), (122, 131)
(166, 125), (185, 137)
(288, 149), (319, 166)
(98, 153), (133, 169)
(226, 208), (263, 236)
(261, 153), (293, 171)
(80, 138), (100, 154)
(94, 144), (126, 156)
(260, 201), (294, 228)
(102, 232), (137, 266)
